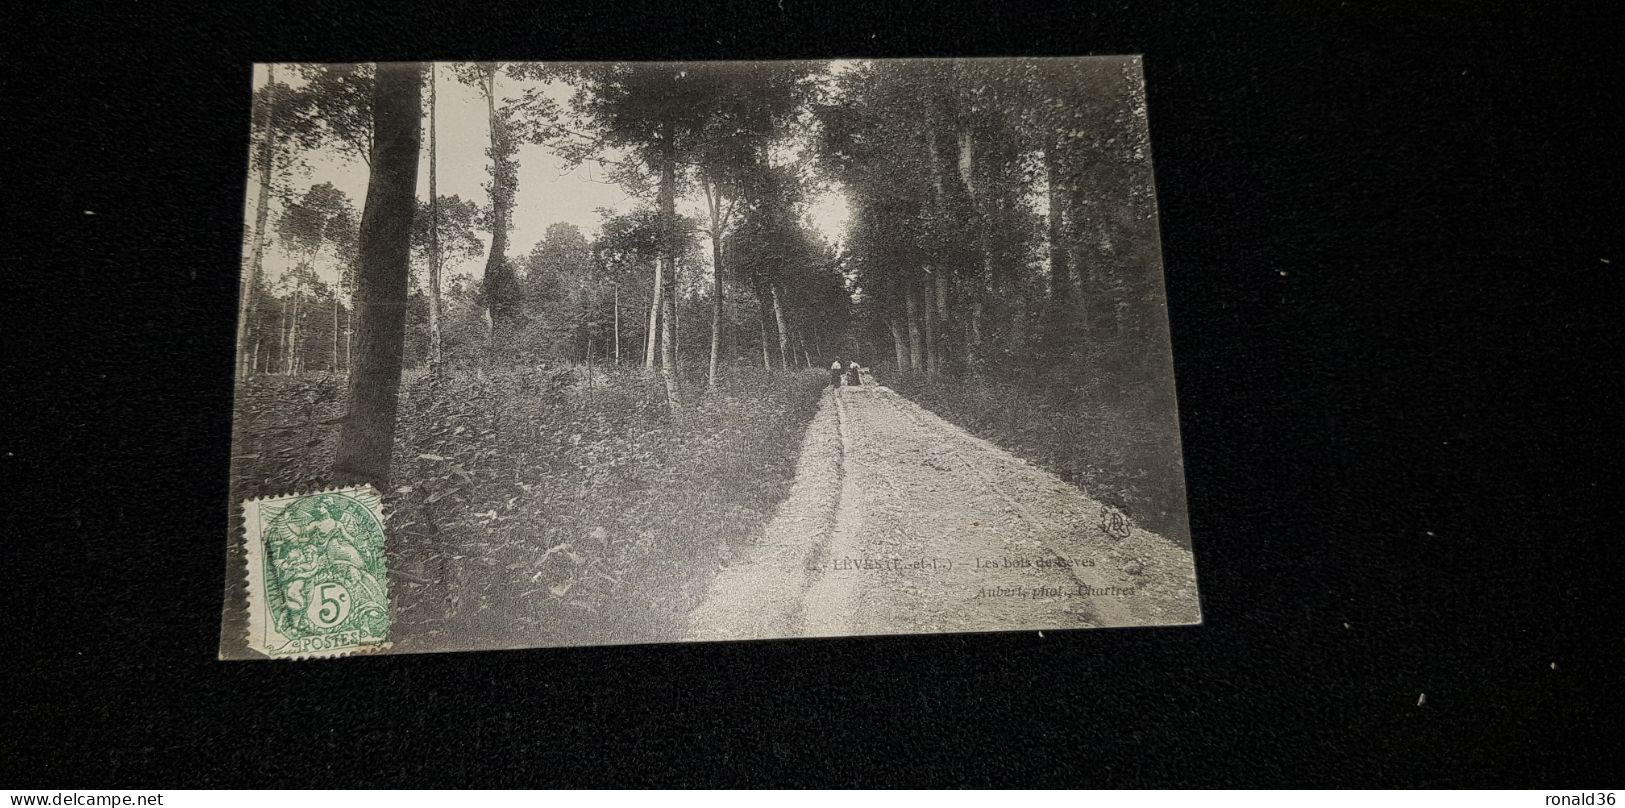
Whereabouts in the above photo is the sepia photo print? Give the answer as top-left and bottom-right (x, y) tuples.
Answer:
(219, 57), (1200, 659)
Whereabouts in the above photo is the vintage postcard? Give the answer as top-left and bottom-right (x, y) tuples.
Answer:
(220, 57), (1199, 659)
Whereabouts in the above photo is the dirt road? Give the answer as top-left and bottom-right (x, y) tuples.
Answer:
(685, 381), (1201, 641)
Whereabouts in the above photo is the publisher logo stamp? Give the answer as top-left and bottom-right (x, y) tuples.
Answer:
(1101, 505), (1133, 540)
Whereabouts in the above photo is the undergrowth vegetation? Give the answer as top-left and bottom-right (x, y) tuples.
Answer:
(231, 368), (827, 649)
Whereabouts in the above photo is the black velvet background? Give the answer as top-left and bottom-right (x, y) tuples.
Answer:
(6, 0), (1620, 788)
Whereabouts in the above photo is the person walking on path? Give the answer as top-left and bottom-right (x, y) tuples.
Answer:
(829, 359), (844, 388)
(846, 359), (861, 387)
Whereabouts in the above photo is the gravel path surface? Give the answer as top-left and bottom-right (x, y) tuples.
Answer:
(686, 382), (1200, 642)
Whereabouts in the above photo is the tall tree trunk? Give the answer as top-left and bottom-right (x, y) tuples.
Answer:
(332, 297), (340, 371)
(957, 129), (975, 197)
(252, 338), (262, 375)
(708, 230), (723, 388)
(644, 258), (662, 370)
(657, 120), (681, 408)
(923, 93), (947, 379)
(577, 277), (590, 362)
(925, 101), (944, 202)
(333, 62), (423, 489)
(905, 286), (923, 374)
(282, 288), (292, 374)
(661, 289), (679, 409)
(297, 291), (307, 374)
(771, 285), (790, 371)
(238, 64), (278, 380)
(934, 273), (950, 374)
(758, 307), (771, 370)
(613, 284), (621, 365)
(480, 68), (512, 334)
(1044, 143), (1071, 305)
(288, 282), (303, 375)
(888, 319), (909, 373)
(277, 298), (289, 374)
(671, 260), (681, 374)
(427, 63), (444, 371)
(636, 306), (648, 369)
(969, 300), (985, 374)
(1069, 200), (1094, 354)
(921, 278), (937, 376)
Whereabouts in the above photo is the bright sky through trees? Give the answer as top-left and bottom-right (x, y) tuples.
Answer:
(247, 64), (851, 293)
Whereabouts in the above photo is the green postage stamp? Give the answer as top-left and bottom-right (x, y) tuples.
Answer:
(242, 486), (392, 658)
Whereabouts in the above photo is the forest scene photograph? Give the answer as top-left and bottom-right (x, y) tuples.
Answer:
(220, 57), (1200, 658)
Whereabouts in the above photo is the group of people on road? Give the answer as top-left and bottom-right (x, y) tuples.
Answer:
(829, 359), (863, 388)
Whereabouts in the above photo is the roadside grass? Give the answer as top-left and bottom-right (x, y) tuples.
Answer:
(230, 366), (828, 650)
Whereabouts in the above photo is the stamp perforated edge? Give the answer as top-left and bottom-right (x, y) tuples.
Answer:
(239, 483), (393, 661)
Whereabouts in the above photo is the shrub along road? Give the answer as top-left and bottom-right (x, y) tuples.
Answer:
(687, 380), (1202, 641)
